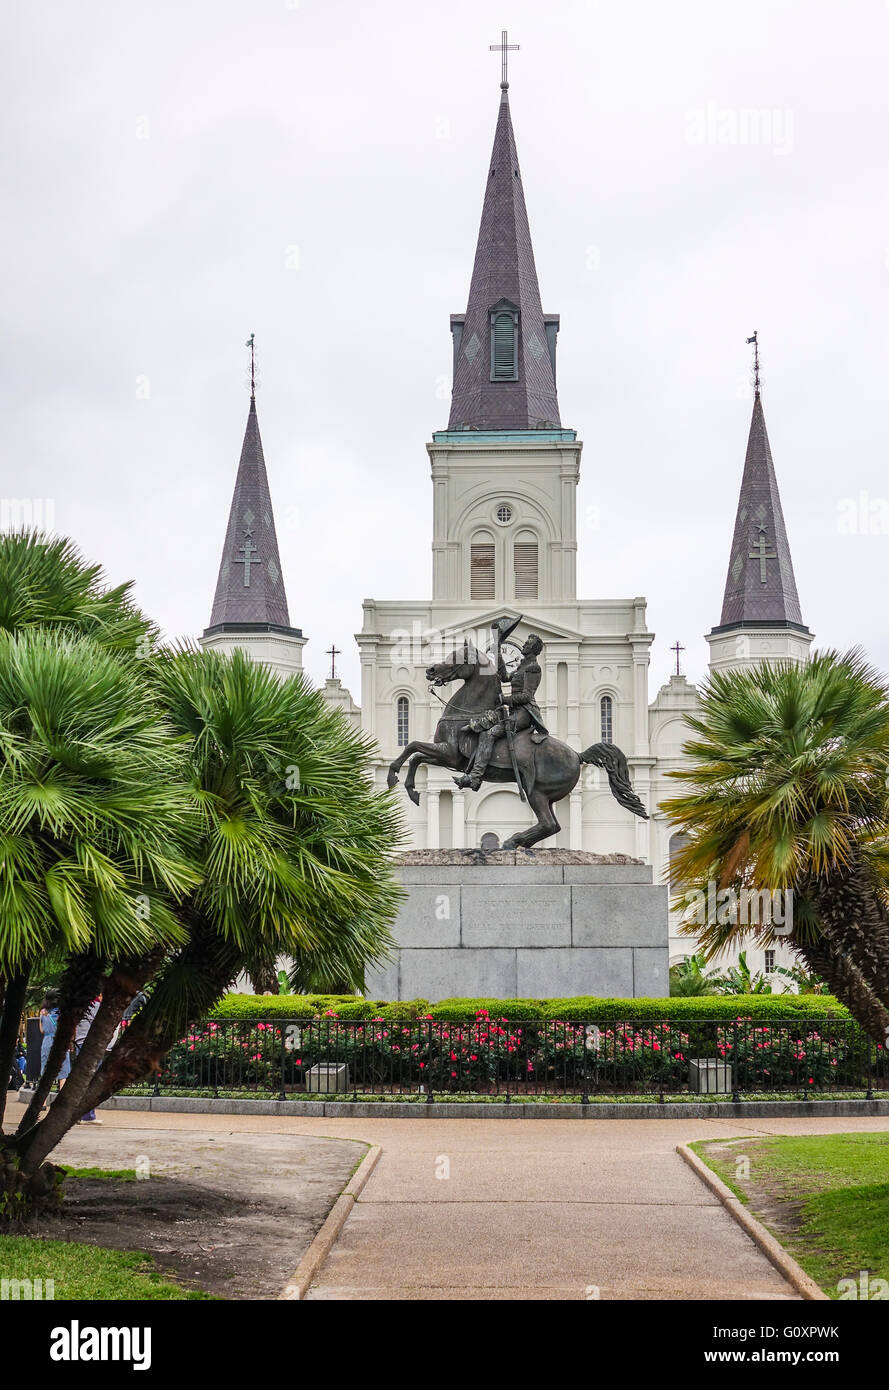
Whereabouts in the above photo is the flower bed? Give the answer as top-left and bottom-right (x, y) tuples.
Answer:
(150, 1010), (882, 1097)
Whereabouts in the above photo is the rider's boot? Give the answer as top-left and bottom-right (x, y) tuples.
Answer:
(455, 730), (495, 791)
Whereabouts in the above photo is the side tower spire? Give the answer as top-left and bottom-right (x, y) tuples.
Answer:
(447, 39), (560, 431)
(706, 339), (812, 674)
(201, 340), (305, 679)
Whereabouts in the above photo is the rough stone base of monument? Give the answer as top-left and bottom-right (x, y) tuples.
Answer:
(365, 849), (669, 1002)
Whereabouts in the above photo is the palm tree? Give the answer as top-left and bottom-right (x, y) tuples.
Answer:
(1, 536), (405, 1204)
(66, 647), (404, 1133)
(662, 651), (889, 1041)
(0, 629), (197, 1203)
(0, 530), (159, 1133)
(0, 530), (153, 653)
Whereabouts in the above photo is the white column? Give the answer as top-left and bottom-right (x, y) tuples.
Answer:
(633, 770), (652, 862)
(452, 791), (465, 849)
(426, 788), (440, 849)
(632, 655), (649, 757)
(569, 789), (583, 850)
(360, 658), (376, 739)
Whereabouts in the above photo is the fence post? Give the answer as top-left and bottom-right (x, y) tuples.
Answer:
(658, 1023), (665, 1106)
(425, 1018), (434, 1105)
(731, 1019), (741, 1103)
(866, 1030), (875, 1102)
(278, 1022), (286, 1101)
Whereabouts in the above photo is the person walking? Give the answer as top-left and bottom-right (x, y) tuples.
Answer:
(39, 989), (71, 1100)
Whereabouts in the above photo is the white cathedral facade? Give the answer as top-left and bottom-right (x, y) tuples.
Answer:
(200, 73), (813, 980)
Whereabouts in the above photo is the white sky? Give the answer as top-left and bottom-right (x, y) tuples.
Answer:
(4, 0), (888, 695)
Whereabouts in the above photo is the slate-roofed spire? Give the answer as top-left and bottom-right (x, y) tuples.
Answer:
(204, 390), (295, 635)
(714, 389), (807, 631)
(447, 81), (561, 431)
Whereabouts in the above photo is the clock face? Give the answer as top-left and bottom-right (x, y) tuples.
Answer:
(499, 640), (524, 676)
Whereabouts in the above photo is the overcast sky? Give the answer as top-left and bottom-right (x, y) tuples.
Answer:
(4, 0), (888, 695)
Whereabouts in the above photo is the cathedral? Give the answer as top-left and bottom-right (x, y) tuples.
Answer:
(200, 70), (812, 975)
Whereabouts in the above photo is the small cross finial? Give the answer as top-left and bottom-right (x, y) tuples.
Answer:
(326, 644), (341, 681)
(670, 640), (685, 676)
(246, 333), (256, 398)
(489, 28), (519, 89)
(746, 331), (760, 397)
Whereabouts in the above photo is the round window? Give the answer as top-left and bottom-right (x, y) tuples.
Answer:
(495, 503), (513, 525)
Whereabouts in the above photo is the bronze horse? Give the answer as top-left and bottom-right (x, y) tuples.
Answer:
(386, 642), (649, 850)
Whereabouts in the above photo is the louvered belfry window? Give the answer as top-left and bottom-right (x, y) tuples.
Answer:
(514, 541), (538, 599)
(471, 543), (496, 599)
(491, 311), (517, 380)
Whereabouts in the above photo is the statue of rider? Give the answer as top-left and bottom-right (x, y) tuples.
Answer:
(454, 623), (548, 793)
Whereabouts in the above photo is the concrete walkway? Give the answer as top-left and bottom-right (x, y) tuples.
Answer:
(15, 1110), (889, 1300)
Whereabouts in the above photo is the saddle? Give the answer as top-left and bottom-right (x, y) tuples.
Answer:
(458, 726), (544, 793)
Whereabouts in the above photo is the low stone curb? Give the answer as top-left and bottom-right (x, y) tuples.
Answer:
(279, 1144), (381, 1300)
(676, 1143), (828, 1301)
(82, 1093), (889, 1120)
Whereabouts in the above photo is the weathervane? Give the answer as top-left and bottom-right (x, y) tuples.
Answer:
(246, 333), (256, 398)
(671, 640), (685, 676)
(326, 644), (341, 681)
(489, 28), (519, 88)
(746, 331), (760, 397)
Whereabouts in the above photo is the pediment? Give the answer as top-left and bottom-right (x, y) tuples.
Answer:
(437, 607), (586, 646)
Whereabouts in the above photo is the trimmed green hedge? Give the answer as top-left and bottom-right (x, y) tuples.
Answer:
(210, 992), (850, 1024)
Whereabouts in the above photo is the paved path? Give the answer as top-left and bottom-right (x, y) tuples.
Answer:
(11, 1109), (889, 1300)
(300, 1112), (887, 1300)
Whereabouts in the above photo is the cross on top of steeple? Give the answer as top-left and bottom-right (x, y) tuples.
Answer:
(489, 29), (519, 90)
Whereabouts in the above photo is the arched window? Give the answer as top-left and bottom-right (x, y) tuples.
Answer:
(513, 531), (538, 600)
(396, 696), (410, 747)
(470, 530), (496, 599)
(600, 694), (613, 744)
(490, 308), (518, 381)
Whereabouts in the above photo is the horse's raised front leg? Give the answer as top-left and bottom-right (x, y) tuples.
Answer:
(387, 741), (453, 796)
(404, 746), (463, 806)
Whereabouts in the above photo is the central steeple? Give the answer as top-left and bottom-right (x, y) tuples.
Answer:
(447, 79), (561, 431)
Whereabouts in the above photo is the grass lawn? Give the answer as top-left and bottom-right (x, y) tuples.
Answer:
(59, 1165), (137, 1182)
(690, 1131), (889, 1299)
(0, 1234), (214, 1300)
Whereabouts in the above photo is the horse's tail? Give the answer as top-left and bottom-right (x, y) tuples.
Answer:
(580, 742), (649, 819)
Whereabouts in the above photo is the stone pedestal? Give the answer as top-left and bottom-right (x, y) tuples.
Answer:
(365, 849), (669, 1002)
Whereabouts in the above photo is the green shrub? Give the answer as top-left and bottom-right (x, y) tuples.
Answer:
(210, 992), (849, 1024)
(209, 994), (432, 1023)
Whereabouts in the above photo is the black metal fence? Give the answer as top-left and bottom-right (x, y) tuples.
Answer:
(130, 1014), (889, 1102)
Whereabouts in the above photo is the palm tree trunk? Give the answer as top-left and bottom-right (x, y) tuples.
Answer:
(0, 971), (28, 1129)
(810, 859), (889, 1003)
(16, 962), (150, 1177)
(16, 953), (105, 1137)
(80, 928), (242, 1114)
(798, 939), (889, 1043)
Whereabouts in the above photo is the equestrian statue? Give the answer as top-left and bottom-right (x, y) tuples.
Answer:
(386, 616), (649, 850)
